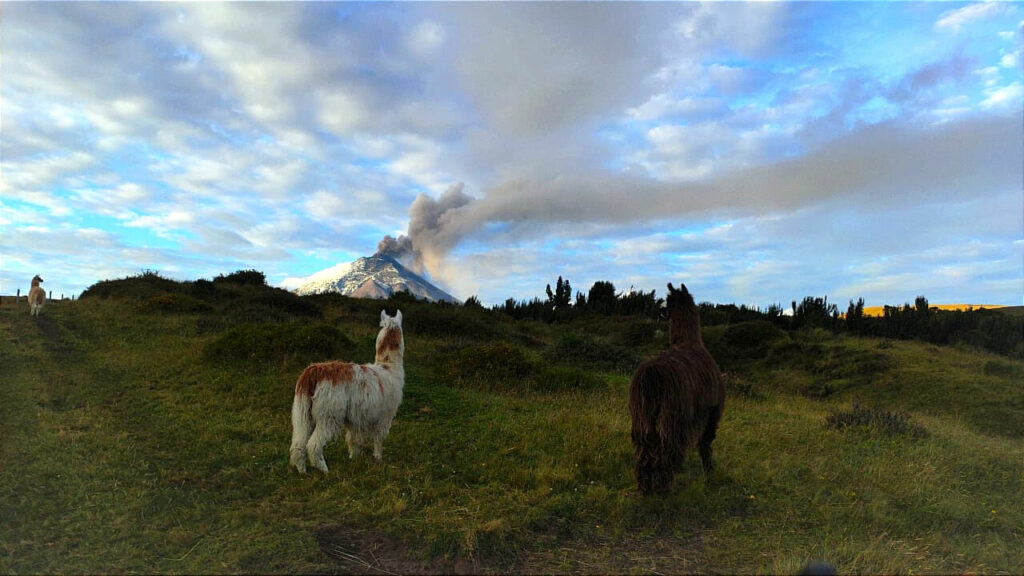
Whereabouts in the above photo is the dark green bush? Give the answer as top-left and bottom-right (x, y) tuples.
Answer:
(724, 320), (789, 359)
(544, 332), (638, 374)
(213, 269), (266, 286)
(402, 306), (501, 341)
(533, 365), (605, 393)
(703, 321), (788, 371)
(826, 402), (927, 438)
(439, 342), (535, 389)
(983, 360), (1022, 378)
(190, 279), (217, 299)
(764, 339), (823, 368)
(611, 318), (658, 347)
(136, 293), (213, 314)
(723, 372), (762, 399)
(203, 323), (354, 367)
(237, 290), (322, 320)
(80, 271), (182, 300)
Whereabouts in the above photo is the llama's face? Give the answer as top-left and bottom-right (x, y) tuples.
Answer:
(380, 309), (403, 329)
(376, 309), (405, 360)
(665, 282), (695, 313)
(32, 275), (44, 285)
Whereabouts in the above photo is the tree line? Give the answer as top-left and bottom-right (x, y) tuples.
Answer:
(489, 278), (1022, 358)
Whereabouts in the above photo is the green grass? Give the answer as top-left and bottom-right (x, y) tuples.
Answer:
(1, 288), (1022, 574)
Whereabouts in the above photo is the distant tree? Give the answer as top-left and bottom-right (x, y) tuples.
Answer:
(546, 276), (572, 309)
(845, 297), (866, 333)
(214, 269), (266, 286)
(792, 296), (839, 330)
(587, 281), (617, 314)
(464, 295), (483, 308)
(617, 287), (660, 317)
(915, 296), (929, 315)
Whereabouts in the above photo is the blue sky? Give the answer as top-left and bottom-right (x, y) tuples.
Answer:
(2, 2), (1021, 307)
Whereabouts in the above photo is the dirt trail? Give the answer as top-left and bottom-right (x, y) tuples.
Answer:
(315, 523), (710, 574)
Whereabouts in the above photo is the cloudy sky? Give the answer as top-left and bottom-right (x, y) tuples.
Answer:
(2, 2), (1021, 307)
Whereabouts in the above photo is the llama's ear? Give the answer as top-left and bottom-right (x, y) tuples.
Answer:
(380, 309), (388, 324)
(395, 310), (403, 326)
(667, 282), (675, 294)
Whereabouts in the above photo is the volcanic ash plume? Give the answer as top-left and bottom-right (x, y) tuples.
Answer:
(375, 182), (475, 279)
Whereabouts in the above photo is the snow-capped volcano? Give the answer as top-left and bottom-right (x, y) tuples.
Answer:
(288, 254), (459, 303)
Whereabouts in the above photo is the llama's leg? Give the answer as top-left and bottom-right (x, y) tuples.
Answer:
(307, 419), (338, 473)
(635, 455), (655, 495)
(699, 405), (723, 481)
(372, 416), (395, 457)
(635, 439), (668, 495)
(345, 427), (363, 460)
(371, 419), (393, 461)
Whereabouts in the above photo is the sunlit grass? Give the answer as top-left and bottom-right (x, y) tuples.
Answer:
(2, 292), (1021, 573)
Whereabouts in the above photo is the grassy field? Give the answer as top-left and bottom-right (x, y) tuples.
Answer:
(1, 281), (1021, 574)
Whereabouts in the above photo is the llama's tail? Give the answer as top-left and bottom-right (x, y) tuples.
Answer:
(629, 364), (671, 493)
(628, 365), (661, 446)
(289, 391), (313, 474)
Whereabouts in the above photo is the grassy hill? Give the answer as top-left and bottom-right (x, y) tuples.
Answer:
(1, 276), (1021, 574)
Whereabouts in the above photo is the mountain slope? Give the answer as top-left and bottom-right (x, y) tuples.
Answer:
(292, 254), (459, 303)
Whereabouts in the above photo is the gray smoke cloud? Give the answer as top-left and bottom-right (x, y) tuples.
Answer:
(375, 234), (414, 261)
(376, 182), (475, 277)
(382, 112), (1019, 285)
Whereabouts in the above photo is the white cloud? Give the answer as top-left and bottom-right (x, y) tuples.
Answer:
(407, 20), (446, 59)
(1, 2), (1020, 307)
(317, 91), (367, 134)
(936, 2), (1007, 32)
(982, 82), (1023, 110)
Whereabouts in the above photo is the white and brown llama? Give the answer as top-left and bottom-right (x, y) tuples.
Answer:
(289, 309), (405, 474)
(28, 275), (46, 317)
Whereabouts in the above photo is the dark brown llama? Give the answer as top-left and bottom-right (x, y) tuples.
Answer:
(629, 282), (725, 495)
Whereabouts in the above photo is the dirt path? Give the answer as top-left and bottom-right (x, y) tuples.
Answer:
(315, 523), (711, 575)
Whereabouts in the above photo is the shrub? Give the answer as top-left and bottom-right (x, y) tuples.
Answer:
(611, 318), (657, 347)
(764, 340), (823, 368)
(825, 402), (927, 438)
(544, 332), (638, 374)
(80, 270), (182, 300)
(725, 321), (789, 358)
(203, 323), (354, 367)
(983, 360), (1022, 378)
(237, 290), (322, 320)
(136, 293), (213, 314)
(533, 365), (606, 393)
(190, 279), (217, 299)
(438, 342), (535, 390)
(438, 341), (608, 395)
(705, 321), (788, 370)
(723, 372), (762, 399)
(213, 269), (266, 286)
(402, 306), (501, 342)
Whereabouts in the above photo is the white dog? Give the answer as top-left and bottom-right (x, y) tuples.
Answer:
(28, 275), (46, 317)
(289, 310), (405, 473)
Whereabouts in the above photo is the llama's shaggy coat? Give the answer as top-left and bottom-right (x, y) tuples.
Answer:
(28, 275), (45, 317)
(289, 310), (405, 474)
(629, 282), (725, 495)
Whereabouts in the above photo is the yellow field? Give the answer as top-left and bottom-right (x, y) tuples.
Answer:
(861, 304), (1005, 317)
